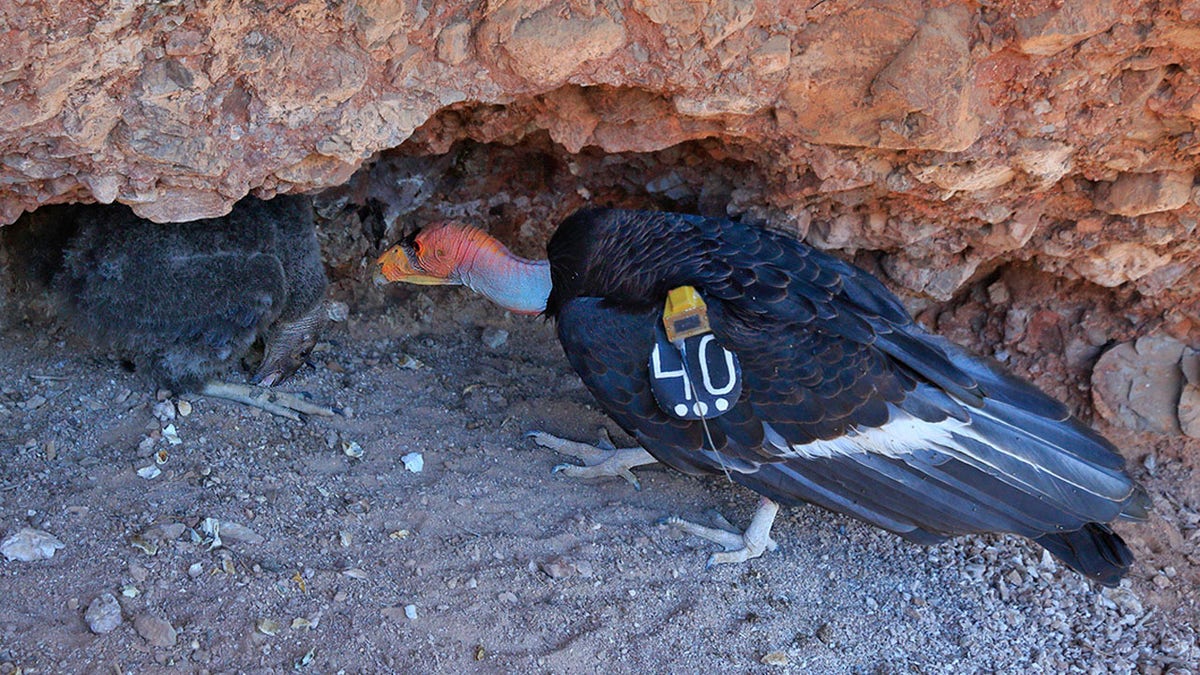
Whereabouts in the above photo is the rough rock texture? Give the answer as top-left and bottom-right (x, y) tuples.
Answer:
(1093, 335), (1199, 438)
(1, 1), (1198, 324)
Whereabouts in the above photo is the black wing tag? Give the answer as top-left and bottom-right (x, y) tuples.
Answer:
(648, 287), (742, 420)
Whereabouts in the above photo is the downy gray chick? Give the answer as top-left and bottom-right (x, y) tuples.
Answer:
(4, 194), (334, 419)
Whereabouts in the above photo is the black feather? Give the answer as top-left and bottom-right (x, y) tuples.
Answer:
(546, 208), (1147, 586)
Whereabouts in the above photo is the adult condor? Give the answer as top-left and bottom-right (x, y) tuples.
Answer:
(377, 208), (1148, 586)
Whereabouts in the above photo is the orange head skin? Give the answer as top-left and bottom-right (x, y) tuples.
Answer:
(376, 222), (480, 285)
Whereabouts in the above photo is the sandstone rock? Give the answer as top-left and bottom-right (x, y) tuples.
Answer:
(1, 528), (65, 562)
(982, 212), (1040, 252)
(750, 35), (791, 75)
(85, 593), (123, 635)
(488, 3), (626, 87)
(1071, 243), (1171, 288)
(1181, 350), (1200, 440)
(436, 22), (473, 66)
(881, 253), (979, 301)
(134, 613), (178, 648)
(351, 0), (413, 50)
(1092, 335), (1189, 435)
(909, 162), (1015, 194)
(633, 0), (705, 33)
(673, 92), (767, 118)
(128, 188), (235, 224)
(1011, 140), (1075, 188)
(0, 0), (1197, 329)
(1158, 25), (1200, 51)
(1014, 0), (1118, 56)
(1097, 171), (1194, 217)
(698, 0), (757, 49)
(780, 4), (980, 151)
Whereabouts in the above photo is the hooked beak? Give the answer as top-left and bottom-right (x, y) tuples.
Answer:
(376, 244), (453, 286)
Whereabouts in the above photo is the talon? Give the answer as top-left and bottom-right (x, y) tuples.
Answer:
(659, 499), (781, 567)
(527, 431), (658, 485)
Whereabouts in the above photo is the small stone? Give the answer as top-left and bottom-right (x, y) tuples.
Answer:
(158, 523), (186, 540)
(1, 527), (65, 561)
(128, 562), (148, 582)
(1180, 351), (1200, 440)
(404, 604), (417, 620)
(176, 400), (192, 417)
(761, 651), (789, 666)
(481, 327), (509, 349)
(188, 562), (203, 578)
(539, 556), (576, 579)
(22, 394), (47, 410)
(208, 519), (264, 546)
(161, 424), (182, 445)
(85, 593), (123, 634)
(986, 281), (1010, 305)
(134, 613), (177, 647)
(498, 591), (518, 604)
(401, 452), (424, 473)
(326, 301), (350, 322)
(1092, 336), (1188, 434)
(1097, 170), (1193, 217)
(436, 21), (472, 65)
(152, 400), (176, 422)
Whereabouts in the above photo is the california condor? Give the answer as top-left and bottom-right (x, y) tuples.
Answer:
(377, 208), (1148, 586)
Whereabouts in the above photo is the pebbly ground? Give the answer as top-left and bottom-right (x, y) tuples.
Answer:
(0, 278), (1197, 674)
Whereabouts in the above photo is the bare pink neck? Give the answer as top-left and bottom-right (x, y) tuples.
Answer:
(456, 241), (552, 315)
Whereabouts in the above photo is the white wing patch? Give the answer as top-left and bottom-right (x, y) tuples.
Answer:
(766, 407), (972, 460)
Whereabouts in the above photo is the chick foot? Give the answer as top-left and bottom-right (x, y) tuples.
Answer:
(525, 429), (658, 490)
(660, 498), (780, 567)
(199, 381), (338, 421)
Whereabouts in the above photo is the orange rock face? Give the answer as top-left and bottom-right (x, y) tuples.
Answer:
(1, 0), (1197, 317)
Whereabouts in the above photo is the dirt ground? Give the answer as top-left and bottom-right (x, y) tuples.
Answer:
(1, 270), (1198, 674)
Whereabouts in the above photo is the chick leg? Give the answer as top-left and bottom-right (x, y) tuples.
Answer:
(661, 497), (780, 567)
(199, 381), (338, 421)
(525, 430), (657, 490)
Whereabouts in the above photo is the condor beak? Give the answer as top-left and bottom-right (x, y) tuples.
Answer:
(376, 245), (452, 286)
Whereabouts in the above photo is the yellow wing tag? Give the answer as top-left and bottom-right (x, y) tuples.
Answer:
(651, 285), (742, 420)
(663, 285), (710, 343)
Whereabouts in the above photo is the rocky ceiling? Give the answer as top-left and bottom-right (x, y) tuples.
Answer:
(1, 0), (1198, 316)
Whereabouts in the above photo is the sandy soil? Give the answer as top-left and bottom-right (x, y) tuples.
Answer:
(1, 272), (1198, 674)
